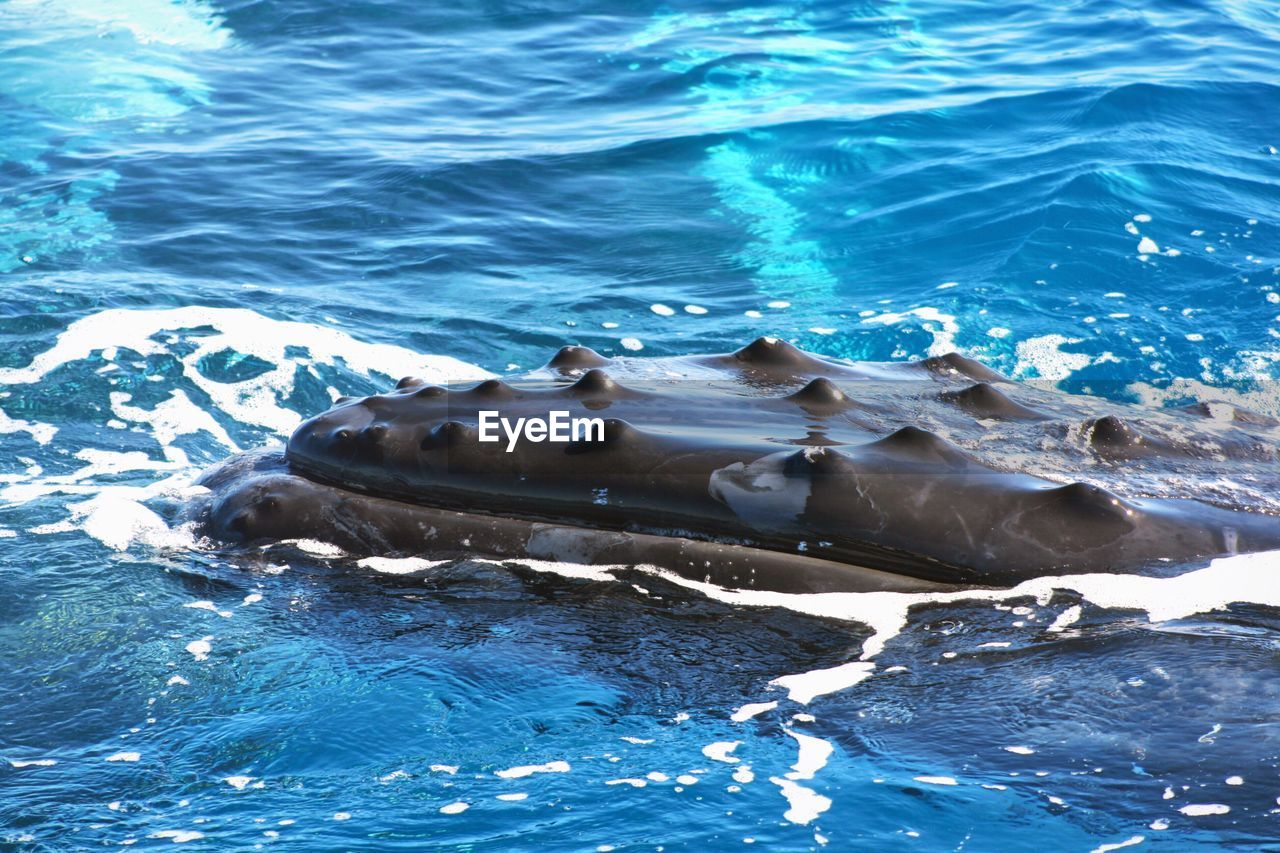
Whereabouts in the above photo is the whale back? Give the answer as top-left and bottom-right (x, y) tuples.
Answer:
(283, 339), (1280, 584)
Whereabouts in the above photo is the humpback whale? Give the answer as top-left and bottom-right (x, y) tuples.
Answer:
(191, 339), (1280, 593)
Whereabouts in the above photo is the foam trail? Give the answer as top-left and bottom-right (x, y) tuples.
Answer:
(645, 551), (1280, 665)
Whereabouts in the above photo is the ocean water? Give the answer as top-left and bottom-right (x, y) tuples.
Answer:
(3, 0), (1280, 848)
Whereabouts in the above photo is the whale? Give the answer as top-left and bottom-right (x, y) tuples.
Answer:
(191, 338), (1280, 593)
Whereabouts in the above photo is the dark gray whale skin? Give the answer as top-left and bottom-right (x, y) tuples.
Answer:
(193, 338), (1280, 592)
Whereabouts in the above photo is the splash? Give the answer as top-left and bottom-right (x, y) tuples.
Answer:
(0, 306), (491, 551)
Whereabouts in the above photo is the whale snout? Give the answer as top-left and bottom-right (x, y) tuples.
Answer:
(287, 401), (380, 479)
(208, 474), (323, 543)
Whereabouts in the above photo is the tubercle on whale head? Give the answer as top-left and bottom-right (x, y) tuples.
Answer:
(546, 344), (611, 371)
(286, 398), (379, 484)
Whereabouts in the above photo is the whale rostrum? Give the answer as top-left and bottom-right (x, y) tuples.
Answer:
(191, 339), (1280, 592)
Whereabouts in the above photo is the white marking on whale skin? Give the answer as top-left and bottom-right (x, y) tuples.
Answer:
(527, 524), (630, 565)
(708, 450), (810, 527)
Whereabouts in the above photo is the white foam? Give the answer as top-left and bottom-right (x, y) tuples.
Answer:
(185, 637), (212, 661)
(0, 308), (493, 553)
(666, 551), (1280, 692)
(1014, 334), (1093, 381)
(785, 730), (833, 781)
(606, 778), (647, 787)
(0, 307), (492, 435)
(620, 337), (644, 351)
(480, 558), (617, 582)
(356, 556), (450, 574)
(1179, 803), (1229, 816)
(731, 701), (777, 722)
(1003, 746), (1035, 755)
(223, 776), (254, 790)
(0, 407), (57, 445)
(35, 0), (231, 50)
(277, 539), (343, 557)
(111, 390), (235, 450)
(913, 775), (958, 786)
(1047, 605), (1082, 633)
(9, 758), (57, 768)
(496, 793), (528, 801)
(861, 307), (959, 357)
(148, 830), (204, 844)
(769, 662), (876, 703)
(495, 760), (570, 779)
(769, 777), (831, 824)
(106, 752), (141, 763)
(702, 741), (741, 764)
(439, 802), (469, 815)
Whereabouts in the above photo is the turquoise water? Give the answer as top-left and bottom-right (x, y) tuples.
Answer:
(3, 0), (1280, 848)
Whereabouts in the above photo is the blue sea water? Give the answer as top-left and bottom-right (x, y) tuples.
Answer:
(3, 0), (1280, 848)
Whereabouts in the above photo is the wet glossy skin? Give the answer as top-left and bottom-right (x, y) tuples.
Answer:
(195, 339), (1280, 589)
